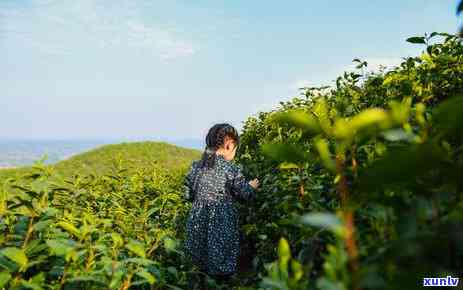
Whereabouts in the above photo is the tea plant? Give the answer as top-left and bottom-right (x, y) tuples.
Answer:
(0, 146), (200, 290)
(236, 32), (463, 290)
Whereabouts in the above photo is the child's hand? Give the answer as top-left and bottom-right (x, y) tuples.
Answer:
(249, 178), (260, 190)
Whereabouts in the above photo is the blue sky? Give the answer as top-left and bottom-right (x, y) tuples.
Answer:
(1, 0), (460, 141)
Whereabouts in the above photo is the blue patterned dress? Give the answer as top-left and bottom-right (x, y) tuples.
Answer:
(182, 154), (256, 275)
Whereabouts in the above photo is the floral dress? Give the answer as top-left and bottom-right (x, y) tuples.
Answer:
(182, 154), (256, 275)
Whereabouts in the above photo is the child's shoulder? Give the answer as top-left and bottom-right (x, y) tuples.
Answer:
(188, 158), (241, 174)
(222, 160), (243, 176)
(190, 160), (201, 169)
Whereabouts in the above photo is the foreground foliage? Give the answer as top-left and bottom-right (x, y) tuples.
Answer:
(236, 32), (463, 290)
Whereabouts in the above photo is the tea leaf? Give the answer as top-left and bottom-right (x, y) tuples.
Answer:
(163, 237), (178, 253)
(406, 36), (426, 44)
(278, 238), (291, 261)
(272, 109), (322, 136)
(0, 272), (11, 288)
(136, 271), (156, 285)
(57, 221), (80, 238)
(261, 142), (310, 165)
(46, 239), (75, 257)
(125, 240), (146, 258)
(432, 94), (463, 135)
(300, 212), (343, 233)
(0, 247), (28, 270)
(314, 138), (336, 172)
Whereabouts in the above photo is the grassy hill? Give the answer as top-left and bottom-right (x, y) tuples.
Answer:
(0, 141), (201, 180)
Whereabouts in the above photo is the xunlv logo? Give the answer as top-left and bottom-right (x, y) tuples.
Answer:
(423, 276), (459, 287)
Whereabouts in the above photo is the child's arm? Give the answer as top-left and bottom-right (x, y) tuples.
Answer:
(183, 162), (197, 202)
(229, 164), (257, 202)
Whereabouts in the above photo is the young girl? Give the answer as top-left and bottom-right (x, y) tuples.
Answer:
(183, 123), (260, 287)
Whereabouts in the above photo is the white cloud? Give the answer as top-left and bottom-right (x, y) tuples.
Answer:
(27, 39), (70, 55)
(1, 0), (196, 60)
(31, 0), (59, 5)
(45, 15), (68, 25)
(126, 21), (195, 60)
(0, 8), (23, 18)
(3, 22), (71, 56)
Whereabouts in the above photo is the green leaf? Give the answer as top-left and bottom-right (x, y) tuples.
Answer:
(278, 238), (291, 261)
(432, 95), (463, 136)
(272, 109), (322, 136)
(0, 247), (28, 270)
(300, 212), (343, 234)
(163, 237), (178, 253)
(121, 258), (157, 266)
(167, 266), (178, 277)
(389, 97), (411, 124)
(0, 272), (11, 288)
(406, 36), (426, 44)
(357, 141), (446, 194)
(314, 138), (336, 172)
(136, 271), (156, 285)
(381, 129), (414, 142)
(260, 278), (288, 290)
(334, 108), (392, 140)
(66, 275), (106, 286)
(57, 221), (80, 238)
(349, 108), (390, 131)
(33, 220), (53, 232)
(30, 272), (46, 285)
(291, 260), (304, 281)
(165, 285), (186, 290)
(278, 162), (300, 170)
(125, 240), (146, 258)
(332, 118), (352, 140)
(11, 185), (39, 199)
(316, 277), (345, 290)
(24, 239), (46, 257)
(277, 238), (291, 278)
(111, 233), (124, 248)
(30, 179), (48, 194)
(261, 142), (310, 165)
(109, 270), (124, 289)
(19, 279), (43, 290)
(46, 239), (75, 257)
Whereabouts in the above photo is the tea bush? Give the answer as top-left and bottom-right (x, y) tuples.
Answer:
(236, 33), (463, 290)
(0, 143), (202, 290)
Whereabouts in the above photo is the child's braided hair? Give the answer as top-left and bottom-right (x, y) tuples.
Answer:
(199, 123), (240, 169)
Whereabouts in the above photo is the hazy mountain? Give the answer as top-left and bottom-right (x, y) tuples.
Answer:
(0, 138), (204, 168)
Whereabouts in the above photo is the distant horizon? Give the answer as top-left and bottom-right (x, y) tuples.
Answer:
(0, 137), (205, 168)
(0, 136), (204, 143)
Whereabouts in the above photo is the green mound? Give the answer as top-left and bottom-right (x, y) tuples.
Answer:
(0, 141), (201, 180)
